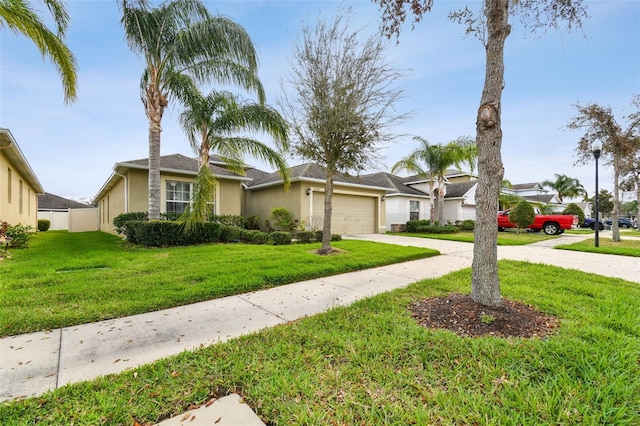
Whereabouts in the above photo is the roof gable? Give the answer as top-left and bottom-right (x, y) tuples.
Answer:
(38, 193), (91, 209)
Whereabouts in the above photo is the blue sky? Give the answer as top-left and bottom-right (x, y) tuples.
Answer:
(1, 0), (638, 202)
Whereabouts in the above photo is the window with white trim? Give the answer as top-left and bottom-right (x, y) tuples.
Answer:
(410, 200), (420, 221)
(166, 181), (192, 214)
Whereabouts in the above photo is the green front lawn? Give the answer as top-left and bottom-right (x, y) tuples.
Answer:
(556, 237), (640, 257)
(388, 229), (559, 245)
(0, 231), (437, 336)
(2, 261), (638, 425)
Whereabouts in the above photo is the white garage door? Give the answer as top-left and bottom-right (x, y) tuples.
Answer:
(312, 193), (376, 234)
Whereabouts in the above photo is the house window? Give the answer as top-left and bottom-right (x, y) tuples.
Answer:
(410, 200), (420, 221)
(166, 181), (192, 214)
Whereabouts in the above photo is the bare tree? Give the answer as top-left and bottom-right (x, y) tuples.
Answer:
(372, 0), (587, 308)
(568, 96), (640, 242)
(280, 10), (408, 253)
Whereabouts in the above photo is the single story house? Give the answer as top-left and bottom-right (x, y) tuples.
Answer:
(93, 154), (251, 233)
(244, 163), (390, 234)
(0, 128), (43, 228)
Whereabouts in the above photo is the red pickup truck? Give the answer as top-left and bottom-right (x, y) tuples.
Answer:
(497, 210), (578, 235)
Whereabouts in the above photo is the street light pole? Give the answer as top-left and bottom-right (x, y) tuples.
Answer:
(592, 142), (601, 248)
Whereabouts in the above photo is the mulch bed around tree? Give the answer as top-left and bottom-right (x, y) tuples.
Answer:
(408, 293), (559, 338)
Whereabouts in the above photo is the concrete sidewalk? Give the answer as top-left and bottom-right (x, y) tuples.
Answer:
(1, 232), (638, 425)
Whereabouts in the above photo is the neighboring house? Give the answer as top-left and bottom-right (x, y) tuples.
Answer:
(382, 169), (478, 227)
(245, 163), (391, 234)
(93, 154), (251, 234)
(359, 172), (429, 231)
(502, 182), (563, 211)
(0, 128), (43, 227)
(37, 193), (99, 232)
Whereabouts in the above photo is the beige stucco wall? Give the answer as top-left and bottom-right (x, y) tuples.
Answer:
(0, 152), (39, 227)
(244, 182), (304, 224)
(247, 182), (387, 233)
(96, 168), (246, 234)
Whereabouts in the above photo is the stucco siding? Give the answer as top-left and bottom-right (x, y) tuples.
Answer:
(245, 182), (304, 224)
(0, 153), (39, 227)
(218, 180), (242, 215)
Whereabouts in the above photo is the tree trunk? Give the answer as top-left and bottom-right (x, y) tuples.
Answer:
(321, 172), (334, 253)
(471, 0), (510, 308)
(145, 81), (166, 221)
(437, 177), (446, 224)
(612, 157), (621, 241)
(428, 180), (436, 222)
(148, 121), (161, 220)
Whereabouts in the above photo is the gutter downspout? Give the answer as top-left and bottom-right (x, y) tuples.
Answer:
(113, 169), (128, 213)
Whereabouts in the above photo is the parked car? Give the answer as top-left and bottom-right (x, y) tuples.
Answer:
(581, 217), (605, 230)
(605, 218), (635, 228)
(497, 210), (578, 235)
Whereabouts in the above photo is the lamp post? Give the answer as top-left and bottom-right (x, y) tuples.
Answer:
(592, 142), (602, 247)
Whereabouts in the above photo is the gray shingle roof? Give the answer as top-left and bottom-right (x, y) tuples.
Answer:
(359, 172), (428, 196)
(247, 163), (394, 190)
(444, 181), (477, 198)
(38, 193), (91, 209)
(119, 153), (251, 180)
(510, 182), (543, 191)
(523, 194), (555, 204)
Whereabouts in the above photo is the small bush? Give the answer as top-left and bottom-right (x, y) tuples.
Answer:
(270, 231), (292, 245)
(113, 212), (148, 234)
(460, 220), (475, 231)
(37, 219), (51, 232)
(510, 200), (535, 232)
(121, 221), (222, 247)
(406, 220), (430, 233)
(311, 230), (343, 242)
(244, 215), (262, 230)
(314, 230), (323, 242)
(240, 230), (270, 244)
(219, 225), (242, 243)
(331, 234), (342, 241)
(5, 223), (36, 248)
(271, 207), (296, 232)
(209, 215), (245, 228)
(296, 230), (315, 244)
(160, 212), (182, 221)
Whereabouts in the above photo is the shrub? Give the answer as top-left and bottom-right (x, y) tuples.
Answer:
(312, 230), (343, 242)
(562, 203), (585, 224)
(296, 230), (315, 243)
(5, 223), (35, 248)
(271, 207), (296, 232)
(244, 215), (262, 230)
(0, 220), (7, 238)
(123, 221), (223, 247)
(270, 231), (292, 245)
(460, 219), (475, 231)
(209, 215), (245, 228)
(37, 219), (51, 232)
(314, 230), (323, 242)
(113, 212), (148, 234)
(331, 233), (342, 241)
(510, 200), (535, 233)
(406, 220), (430, 233)
(160, 212), (182, 221)
(219, 225), (242, 243)
(240, 230), (270, 244)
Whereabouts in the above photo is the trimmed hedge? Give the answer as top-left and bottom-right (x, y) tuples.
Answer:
(121, 221), (223, 247)
(270, 231), (292, 245)
(240, 230), (270, 244)
(296, 230), (315, 244)
(113, 212), (148, 234)
(406, 220), (459, 234)
(37, 219), (51, 232)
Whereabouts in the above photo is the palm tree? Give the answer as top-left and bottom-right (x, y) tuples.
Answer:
(0, 0), (77, 104)
(392, 136), (477, 224)
(541, 174), (587, 203)
(118, 0), (265, 220)
(178, 87), (289, 229)
(180, 85), (289, 228)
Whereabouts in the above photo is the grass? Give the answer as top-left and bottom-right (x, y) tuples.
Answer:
(556, 237), (640, 257)
(1, 260), (638, 425)
(0, 231), (437, 336)
(388, 229), (559, 245)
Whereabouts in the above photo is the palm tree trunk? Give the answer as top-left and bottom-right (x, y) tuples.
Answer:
(321, 172), (334, 253)
(437, 177), (446, 224)
(471, 0), (509, 308)
(428, 181), (436, 222)
(148, 121), (161, 220)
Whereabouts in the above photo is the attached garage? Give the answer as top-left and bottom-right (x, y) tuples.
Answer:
(312, 192), (378, 234)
